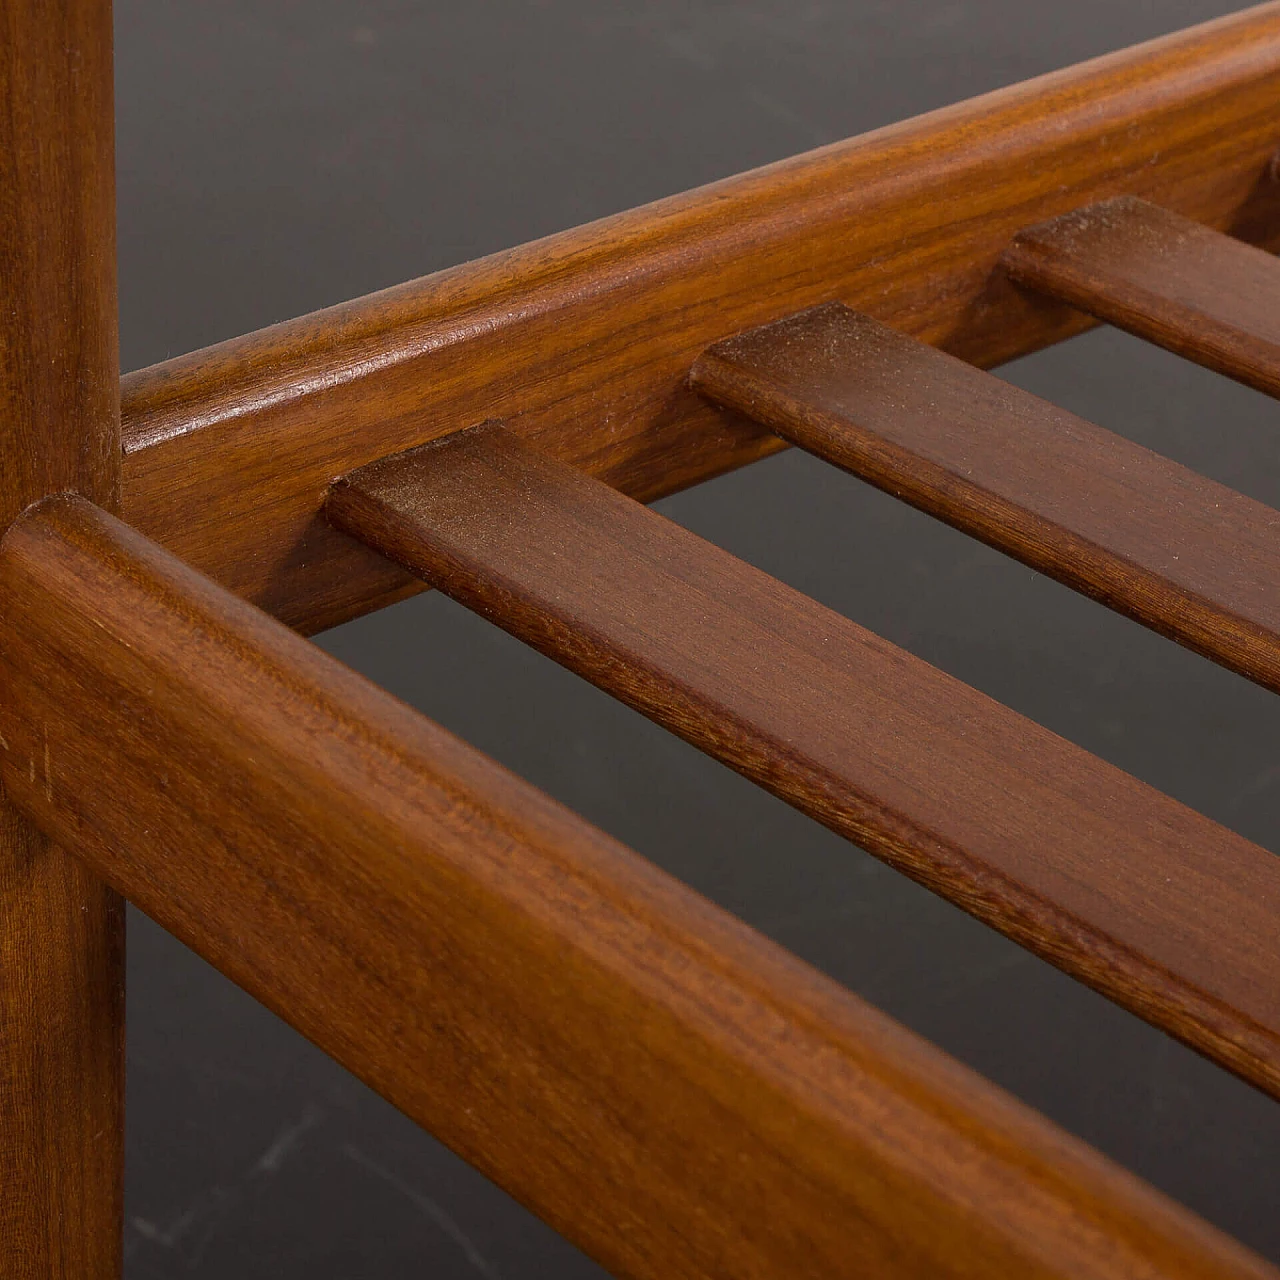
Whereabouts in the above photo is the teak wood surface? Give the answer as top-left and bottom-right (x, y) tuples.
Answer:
(5, 3), (1280, 1274)
(692, 302), (1280, 696)
(329, 424), (1280, 1100)
(7, 497), (1277, 1280)
(0, 2), (124, 1275)
(117, 3), (1280, 635)
(1005, 195), (1280, 396)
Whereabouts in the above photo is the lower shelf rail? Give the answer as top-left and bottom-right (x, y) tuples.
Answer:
(0, 494), (1272, 1279)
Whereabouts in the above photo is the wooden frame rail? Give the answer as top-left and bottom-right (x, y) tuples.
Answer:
(6, 495), (1273, 1280)
(5, 3), (1280, 1276)
(117, 2), (1280, 636)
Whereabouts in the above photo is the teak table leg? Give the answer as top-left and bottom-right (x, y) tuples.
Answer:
(0, 1), (124, 1274)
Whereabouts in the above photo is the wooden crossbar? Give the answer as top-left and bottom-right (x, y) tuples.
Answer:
(1005, 196), (1280, 395)
(5, 2), (1280, 1276)
(691, 301), (1280, 695)
(329, 423), (1280, 1097)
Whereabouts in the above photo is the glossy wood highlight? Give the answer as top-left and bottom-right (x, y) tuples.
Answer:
(691, 302), (1280, 696)
(330, 424), (1280, 1101)
(6, 498), (1276, 1280)
(120, 3), (1280, 634)
(1005, 196), (1280, 395)
(0, 3), (124, 1274)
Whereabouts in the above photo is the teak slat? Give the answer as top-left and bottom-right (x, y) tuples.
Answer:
(329, 425), (1280, 1101)
(119, 3), (1280, 634)
(690, 302), (1280, 695)
(0, 2), (124, 1275)
(1004, 196), (1280, 396)
(4, 502), (1275, 1280)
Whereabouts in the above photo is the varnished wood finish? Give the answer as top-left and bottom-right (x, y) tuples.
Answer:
(330, 424), (1280, 1100)
(0, 3), (124, 1275)
(119, 3), (1280, 634)
(1, 495), (1277, 1280)
(691, 302), (1280, 695)
(1005, 196), (1280, 396)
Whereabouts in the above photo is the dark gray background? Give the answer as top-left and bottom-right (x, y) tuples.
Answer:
(115, 2), (1280, 1275)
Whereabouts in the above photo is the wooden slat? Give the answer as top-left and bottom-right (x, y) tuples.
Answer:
(330, 424), (1280, 1102)
(118, 3), (1280, 635)
(0, 3), (124, 1275)
(1004, 196), (1280, 396)
(4, 501), (1274, 1280)
(690, 302), (1280, 695)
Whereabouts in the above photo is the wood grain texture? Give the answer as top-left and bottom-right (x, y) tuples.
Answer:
(119, 3), (1280, 635)
(330, 423), (1280, 1101)
(1, 496), (1277, 1280)
(0, 2), (124, 1275)
(1005, 195), (1280, 395)
(691, 302), (1280, 696)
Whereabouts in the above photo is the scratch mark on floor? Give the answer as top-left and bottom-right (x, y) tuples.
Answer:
(342, 1142), (502, 1279)
(255, 1103), (323, 1175)
(128, 1184), (237, 1269)
(126, 1105), (326, 1268)
(131, 1206), (201, 1250)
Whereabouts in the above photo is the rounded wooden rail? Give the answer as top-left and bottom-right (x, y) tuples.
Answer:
(0, 495), (1274, 1280)
(116, 2), (1280, 635)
